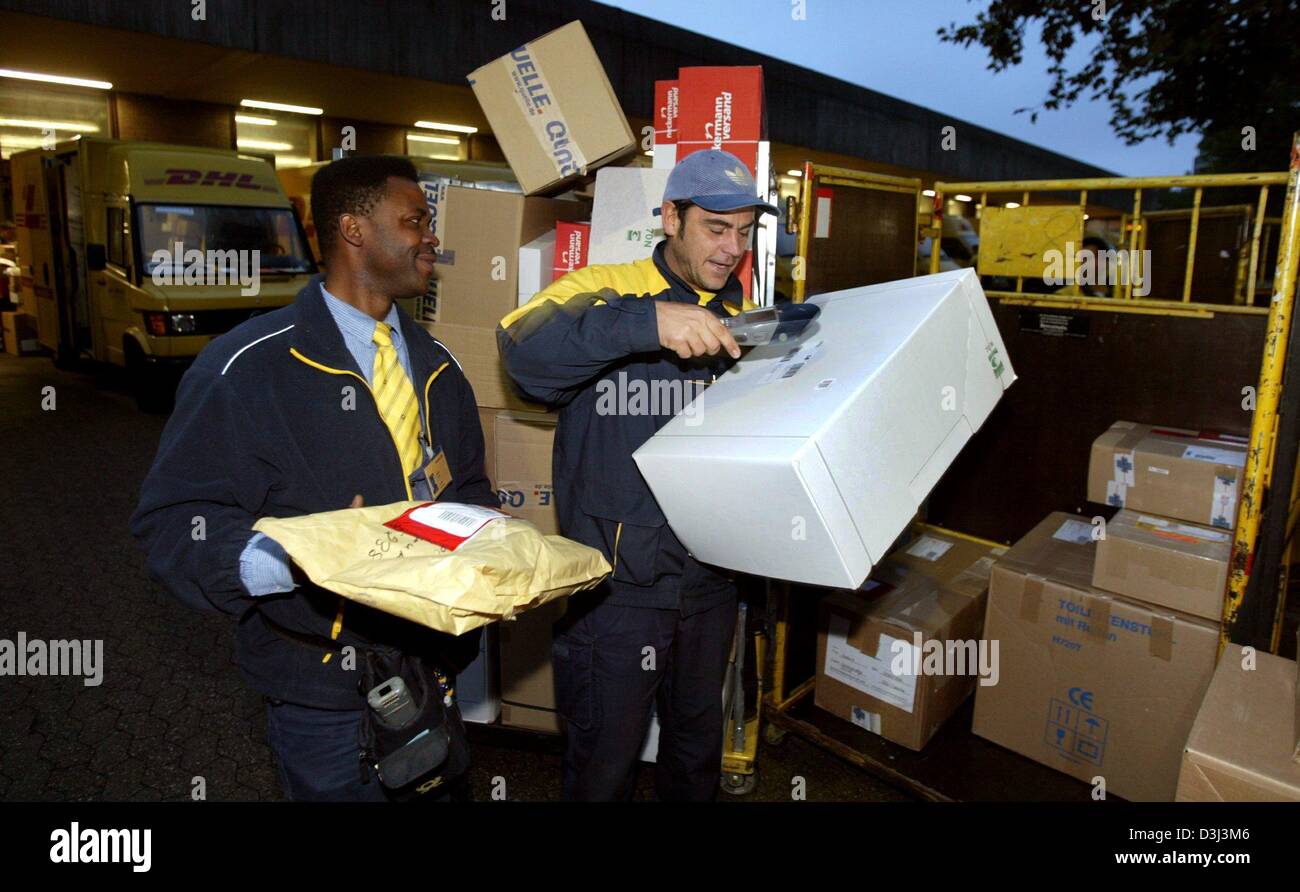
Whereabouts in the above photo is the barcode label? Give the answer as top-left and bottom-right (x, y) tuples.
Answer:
(437, 510), (481, 527)
(385, 502), (508, 551)
(905, 535), (953, 561)
(409, 503), (506, 537)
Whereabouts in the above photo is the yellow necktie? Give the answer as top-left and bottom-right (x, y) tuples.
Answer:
(371, 321), (423, 477)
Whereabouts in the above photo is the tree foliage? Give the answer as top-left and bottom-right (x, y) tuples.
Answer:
(939, 0), (1300, 171)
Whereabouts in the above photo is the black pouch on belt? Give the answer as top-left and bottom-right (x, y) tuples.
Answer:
(252, 609), (469, 801)
(357, 644), (470, 801)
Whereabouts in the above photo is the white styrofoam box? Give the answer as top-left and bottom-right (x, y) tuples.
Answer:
(633, 269), (1016, 589)
(588, 167), (672, 266)
(651, 144), (677, 170)
(518, 230), (556, 307)
(457, 623), (501, 724)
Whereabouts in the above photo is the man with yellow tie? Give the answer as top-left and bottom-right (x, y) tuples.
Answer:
(131, 156), (496, 801)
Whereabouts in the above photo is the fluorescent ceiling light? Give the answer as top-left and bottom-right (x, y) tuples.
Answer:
(922, 189), (936, 197)
(954, 194), (973, 202)
(235, 114), (277, 126)
(237, 138), (293, 151)
(786, 170), (802, 177)
(407, 133), (460, 145)
(0, 68), (112, 90)
(413, 121), (478, 134)
(1004, 201), (1020, 209)
(0, 117), (98, 132)
(240, 99), (323, 116)
(0, 133), (56, 148)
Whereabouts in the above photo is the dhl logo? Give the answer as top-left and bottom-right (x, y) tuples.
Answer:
(158, 169), (267, 189)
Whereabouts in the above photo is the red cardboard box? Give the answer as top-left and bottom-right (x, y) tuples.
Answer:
(675, 66), (765, 300)
(553, 221), (590, 277)
(676, 66), (764, 174)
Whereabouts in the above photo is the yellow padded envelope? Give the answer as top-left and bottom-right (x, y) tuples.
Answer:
(254, 502), (610, 635)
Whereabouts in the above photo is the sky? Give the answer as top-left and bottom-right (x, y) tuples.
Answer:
(595, 0), (1200, 176)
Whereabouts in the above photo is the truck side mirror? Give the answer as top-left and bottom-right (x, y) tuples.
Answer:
(86, 243), (106, 272)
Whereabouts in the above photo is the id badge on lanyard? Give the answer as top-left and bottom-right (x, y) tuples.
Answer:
(412, 433), (452, 500)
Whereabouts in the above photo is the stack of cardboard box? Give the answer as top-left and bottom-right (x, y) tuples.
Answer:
(426, 197), (581, 734)
(814, 528), (1006, 750)
(445, 22), (628, 738)
(972, 419), (1247, 800)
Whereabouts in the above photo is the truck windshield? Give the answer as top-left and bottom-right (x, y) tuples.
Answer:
(137, 204), (314, 274)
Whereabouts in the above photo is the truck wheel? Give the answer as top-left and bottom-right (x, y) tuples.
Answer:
(125, 342), (174, 414)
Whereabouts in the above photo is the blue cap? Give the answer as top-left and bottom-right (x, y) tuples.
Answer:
(653, 149), (778, 217)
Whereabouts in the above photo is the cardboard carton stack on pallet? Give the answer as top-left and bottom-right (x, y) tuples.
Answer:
(971, 419), (1300, 801)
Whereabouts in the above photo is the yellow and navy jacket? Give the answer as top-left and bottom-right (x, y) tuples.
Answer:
(498, 241), (753, 612)
(130, 276), (495, 709)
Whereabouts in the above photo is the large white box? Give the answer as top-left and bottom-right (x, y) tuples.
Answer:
(588, 167), (671, 266)
(518, 230), (556, 307)
(632, 269), (1016, 589)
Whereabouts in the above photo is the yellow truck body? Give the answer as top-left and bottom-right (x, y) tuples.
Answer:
(11, 138), (316, 383)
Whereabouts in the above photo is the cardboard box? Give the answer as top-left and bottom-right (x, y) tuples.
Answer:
(814, 530), (1004, 750)
(1087, 421), (1247, 529)
(1176, 644), (1300, 801)
(499, 598), (567, 732)
(457, 623), (501, 724)
(1093, 510), (1231, 621)
(434, 186), (586, 329)
(494, 411), (558, 536)
(972, 512), (1220, 801)
(553, 221), (590, 278)
(587, 167), (671, 266)
(652, 79), (679, 170)
(676, 66), (764, 174)
(518, 230), (556, 307)
(2, 311), (39, 356)
(633, 269), (1017, 589)
(497, 596), (662, 759)
(467, 20), (635, 195)
(424, 321), (546, 414)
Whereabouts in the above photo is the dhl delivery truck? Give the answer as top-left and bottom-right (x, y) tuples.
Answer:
(12, 138), (316, 409)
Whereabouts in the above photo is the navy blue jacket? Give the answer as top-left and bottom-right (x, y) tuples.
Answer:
(497, 243), (742, 614)
(130, 276), (495, 709)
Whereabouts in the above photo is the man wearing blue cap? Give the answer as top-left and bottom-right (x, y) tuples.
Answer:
(498, 150), (777, 801)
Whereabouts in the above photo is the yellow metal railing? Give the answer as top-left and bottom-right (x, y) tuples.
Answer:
(1226, 135), (1300, 653)
(930, 170), (1290, 318)
(930, 146), (1300, 653)
(793, 162), (923, 303)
